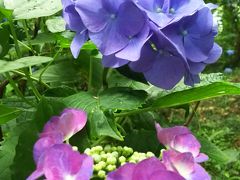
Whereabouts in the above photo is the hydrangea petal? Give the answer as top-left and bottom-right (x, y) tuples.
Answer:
(43, 144), (93, 180)
(70, 31), (88, 58)
(116, 23), (151, 61)
(150, 171), (185, 180)
(195, 153), (209, 163)
(133, 157), (166, 179)
(107, 163), (136, 180)
(204, 43), (222, 64)
(41, 108), (87, 141)
(172, 134), (201, 158)
(144, 55), (186, 90)
(102, 54), (129, 68)
(75, 0), (109, 32)
(189, 164), (211, 180)
(155, 123), (190, 148)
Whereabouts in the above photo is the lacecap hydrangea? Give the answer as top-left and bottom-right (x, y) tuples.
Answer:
(62, 0), (222, 90)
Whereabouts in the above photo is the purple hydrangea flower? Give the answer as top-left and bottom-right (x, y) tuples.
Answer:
(129, 25), (188, 89)
(226, 49), (234, 56)
(161, 6), (222, 63)
(107, 157), (184, 180)
(155, 123), (208, 163)
(27, 144), (93, 180)
(62, 0), (88, 58)
(74, 0), (147, 56)
(134, 0), (205, 28)
(40, 108), (87, 141)
(224, 67), (233, 74)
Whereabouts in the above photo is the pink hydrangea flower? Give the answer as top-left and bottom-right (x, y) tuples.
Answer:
(155, 123), (208, 163)
(107, 157), (184, 180)
(40, 108), (87, 141)
(27, 144), (93, 180)
(162, 150), (210, 180)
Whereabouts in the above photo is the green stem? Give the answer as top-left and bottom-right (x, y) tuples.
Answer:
(88, 56), (93, 92)
(39, 48), (62, 83)
(9, 18), (22, 57)
(12, 70), (50, 88)
(9, 17), (42, 101)
(5, 72), (35, 106)
(22, 20), (35, 54)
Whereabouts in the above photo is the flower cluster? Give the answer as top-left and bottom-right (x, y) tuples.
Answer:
(107, 123), (210, 180)
(62, 0), (222, 90)
(27, 108), (93, 180)
(84, 145), (155, 178)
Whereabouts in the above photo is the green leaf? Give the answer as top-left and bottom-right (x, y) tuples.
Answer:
(4, 0), (62, 20)
(0, 27), (10, 58)
(197, 136), (234, 164)
(123, 130), (161, 154)
(0, 56), (53, 74)
(0, 105), (21, 125)
(89, 108), (123, 140)
(46, 16), (66, 33)
(10, 122), (38, 180)
(34, 97), (66, 131)
(152, 82), (240, 108)
(99, 87), (147, 110)
(0, 112), (33, 180)
(33, 60), (81, 84)
(64, 89), (142, 140)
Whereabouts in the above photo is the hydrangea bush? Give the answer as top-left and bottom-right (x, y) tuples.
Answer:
(0, 0), (240, 180)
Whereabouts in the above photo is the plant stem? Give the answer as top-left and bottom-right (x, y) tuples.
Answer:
(39, 48), (62, 83)
(9, 17), (42, 101)
(184, 101), (201, 126)
(8, 18), (22, 57)
(88, 56), (93, 92)
(12, 70), (50, 88)
(5, 72), (35, 106)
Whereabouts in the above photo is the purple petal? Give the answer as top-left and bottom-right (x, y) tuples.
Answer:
(102, 54), (129, 68)
(75, 0), (109, 32)
(117, 1), (146, 37)
(162, 150), (195, 179)
(33, 136), (63, 163)
(116, 23), (151, 61)
(184, 34), (214, 62)
(188, 61), (206, 74)
(102, 0), (126, 13)
(189, 164), (211, 180)
(70, 31), (88, 59)
(155, 123), (190, 148)
(41, 108), (87, 141)
(150, 171), (185, 180)
(89, 21), (129, 55)
(107, 163), (136, 180)
(184, 73), (200, 87)
(129, 43), (157, 72)
(144, 55), (186, 90)
(172, 134), (201, 158)
(43, 144), (93, 180)
(63, 3), (85, 32)
(133, 157), (166, 179)
(204, 43), (222, 64)
(195, 153), (209, 163)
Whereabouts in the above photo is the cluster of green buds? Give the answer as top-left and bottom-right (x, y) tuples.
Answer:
(84, 145), (155, 179)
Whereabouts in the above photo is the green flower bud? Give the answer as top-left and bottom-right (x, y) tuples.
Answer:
(106, 164), (116, 171)
(119, 156), (126, 163)
(111, 151), (119, 158)
(98, 161), (107, 169)
(111, 146), (117, 152)
(117, 146), (123, 152)
(104, 145), (112, 152)
(146, 152), (155, 158)
(98, 170), (106, 178)
(84, 148), (91, 155)
(106, 156), (117, 165)
(92, 154), (101, 163)
(92, 146), (103, 152)
(94, 164), (103, 171)
(101, 153), (108, 160)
